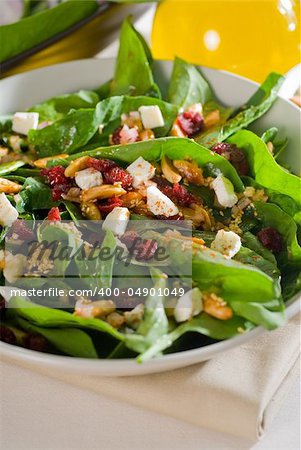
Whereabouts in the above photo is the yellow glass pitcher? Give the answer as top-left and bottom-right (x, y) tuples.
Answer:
(152, 0), (300, 82)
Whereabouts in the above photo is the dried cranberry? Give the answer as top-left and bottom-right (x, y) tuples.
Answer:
(172, 183), (200, 207)
(177, 111), (204, 137)
(104, 167), (133, 189)
(0, 326), (16, 345)
(98, 196), (123, 214)
(47, 207), (61, 221)
(120, 231), (157, 261)
(8, 220), (34, 240)
(23, 333), (47, 352)
(257, 227), (283, 253)
(41, 166), (71, 201)
(110, 127), (123, 145)
(211, 142), (249, 176)
(157, 214), (184, 221)
(87, 158), (117, 172)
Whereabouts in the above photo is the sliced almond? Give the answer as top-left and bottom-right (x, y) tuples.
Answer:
(33, 154), (69, 169)
(120, 192), (143, 209)
(0, 177), (22, 194)
(203, 109), (220, 129)
(170, 122), (186, 137)
(173, 160), (204, 185)
(203, 292), (233, 320)
(81, 183), (126, 202)
(161, 155), (182, 184)
(80, 202), (102, 220)
(64, 156), (90, 178)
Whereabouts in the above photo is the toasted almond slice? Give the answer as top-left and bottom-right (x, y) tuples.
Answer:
(81, 184), (126, 202)
(0, 177), (22, 194)
(64, 156), (90, 178)
(80, 202), (102, 220)
(173, 160), (204, 186)
(203, 292), (233, 320)
(161, 155), (182, 184)
(203, 109), (220, 129)
(170, 122), (186, 137)
(33, 154), (69, 169)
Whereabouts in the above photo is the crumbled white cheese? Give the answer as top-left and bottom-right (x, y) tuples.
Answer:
(75, 168), (103, 190)
(211, 175), (238, 208)
(3, 253), (27, 283)
(138, 105), (164, 129)
(0, 193), (18, 227)
(127, 157), (156, 188)
(174, 288), (203, 323)
(211, 229), (242, 258)
(102, 207), (130, 236)
(146, 185), (179, 217)
(12, 112), (39, 136)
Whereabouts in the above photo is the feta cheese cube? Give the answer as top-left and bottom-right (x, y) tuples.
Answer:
(211, 175), (238, 208)
(174, 288), (203, 323)
(12, 112), (39, 136)
(0, 193), (18, 226)
(75, 168), (103, 190)
(3, 253), (27, 283)
(146, 185), (179, 217)
(102, 207), (130, 236)
(127, 157), (156, 188)
(138, 105), (165, 129)
(211, 229), (241, 258)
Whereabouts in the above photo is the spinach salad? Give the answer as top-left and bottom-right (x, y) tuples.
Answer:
(0, 18), (300, 362)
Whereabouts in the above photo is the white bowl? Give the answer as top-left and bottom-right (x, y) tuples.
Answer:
(0, 59), (300, 376)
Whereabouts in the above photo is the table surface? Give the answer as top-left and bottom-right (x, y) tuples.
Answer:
(1, 6), (300, 450)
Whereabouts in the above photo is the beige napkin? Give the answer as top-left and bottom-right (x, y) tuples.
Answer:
(3, 313), (300, 440)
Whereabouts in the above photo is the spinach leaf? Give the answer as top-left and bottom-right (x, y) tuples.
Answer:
(29, 90), (100, 122)
(0, 0), (98, 63)
(138, 314), (253, 362)
(281, 270), (301, 302)
(196, 73), (284, 148)
(234, 247), (279, 278)
(69, 137), (244, 192)
(16, 177), (57, 212)
(9, 296), (124, 341)
(29, 96), (177, 156)
(255, 201), (301, 265)
(17, 317), (98, 358)
(261, 127), (288, 159)
(0, 161), (25, 176)
(241, 231), (277, 265)
(228, 130), (301, 207)
(110, 17), (160, 98)
(167, 57), (231, 119)
(125, 268), (169, 355)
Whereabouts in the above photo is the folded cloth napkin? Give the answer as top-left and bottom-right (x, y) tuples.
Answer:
(3, 313), (300, 440)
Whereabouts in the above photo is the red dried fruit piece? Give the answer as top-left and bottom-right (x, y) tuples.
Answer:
(8, 220), (34, 240)
(23, 333), (47, 352)
(0, 326), (16, 345)
(257, 227), (283, 253)
(47, 207), (61, 221)
(172, 183), (200, 207)
(87, 157), (117, 172)
(120, 231), (157, 261)
(98, 196), (123, 214)
(104, 166), (133, 189)
(211, 142), (249, 176)
(110, 126), (123, 145)
(41, 166), (71, 201)
(177, 111), (204, 137)
(157, 214), (184, 221)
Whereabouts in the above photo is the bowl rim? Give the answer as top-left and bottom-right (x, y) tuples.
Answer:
(0, 58), (300, 375)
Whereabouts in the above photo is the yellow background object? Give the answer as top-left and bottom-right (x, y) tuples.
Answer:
(152, 0), (300, 82)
